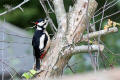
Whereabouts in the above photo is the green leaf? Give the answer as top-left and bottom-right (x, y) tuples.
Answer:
(29, 69), (37, 75)
(22, 72), (31, 79)
(22, 69), (37, 79)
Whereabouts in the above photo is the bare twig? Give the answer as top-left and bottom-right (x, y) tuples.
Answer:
(94, 0), (119, 18)
(19, 6), (24, 12)
(46, 0), (55, 13)
(39, 0), (57, 33)
(97, 0), (108, 70)
(86, 0), (96, 71)
(94, 0), (117, 14)
(91, 10), (120, 27)
(67, 64), (75, 73)
(99, 0), (108, 30)
(91, 15), (99, 71)
(0, 0), (29, 16)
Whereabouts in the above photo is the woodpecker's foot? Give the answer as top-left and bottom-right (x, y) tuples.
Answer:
(35, 66), (40, 71)
(36, 70), (42, 73)
(33, 65), (43, 73)
(33, 64), (41, 71)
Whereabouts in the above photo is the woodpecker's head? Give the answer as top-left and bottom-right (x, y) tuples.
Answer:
(34, 18), (48, 30)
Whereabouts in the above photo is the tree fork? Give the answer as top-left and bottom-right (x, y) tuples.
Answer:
(35, 0), (98, 79)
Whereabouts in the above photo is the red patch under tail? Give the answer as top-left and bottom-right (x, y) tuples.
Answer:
(40, 51), (47, 59)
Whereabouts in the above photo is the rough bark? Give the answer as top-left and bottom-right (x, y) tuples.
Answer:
(66, 0), (97, 43)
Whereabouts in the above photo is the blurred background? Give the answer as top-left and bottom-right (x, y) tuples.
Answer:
(0, 0), (120, 79)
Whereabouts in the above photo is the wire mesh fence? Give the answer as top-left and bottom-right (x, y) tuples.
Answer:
(0, 21), (34, 80)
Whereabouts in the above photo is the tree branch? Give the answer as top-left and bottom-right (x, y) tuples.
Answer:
(82, 27), (118, 41)
(63, 44), (104, 56)
(0, 0), (29, 16)
(72, 44), (104, 54)
(53, 0), (67, 32)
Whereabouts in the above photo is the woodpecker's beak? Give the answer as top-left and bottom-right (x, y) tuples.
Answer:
(45, 17), (48, 20)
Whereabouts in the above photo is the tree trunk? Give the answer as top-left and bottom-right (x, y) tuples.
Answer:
(35, 0), (98, 79)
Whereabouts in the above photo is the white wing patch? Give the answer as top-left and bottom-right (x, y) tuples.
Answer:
(39, 34), (45, 50)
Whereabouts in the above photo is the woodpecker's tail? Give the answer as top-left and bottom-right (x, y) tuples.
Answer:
(36, 59), (40, 70)
(33, 48), (41, 71)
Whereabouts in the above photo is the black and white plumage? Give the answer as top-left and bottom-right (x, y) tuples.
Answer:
(32, 18), (50, 70)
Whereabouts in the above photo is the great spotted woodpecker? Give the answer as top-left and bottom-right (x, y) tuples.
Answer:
(32, 18), (50, 70)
